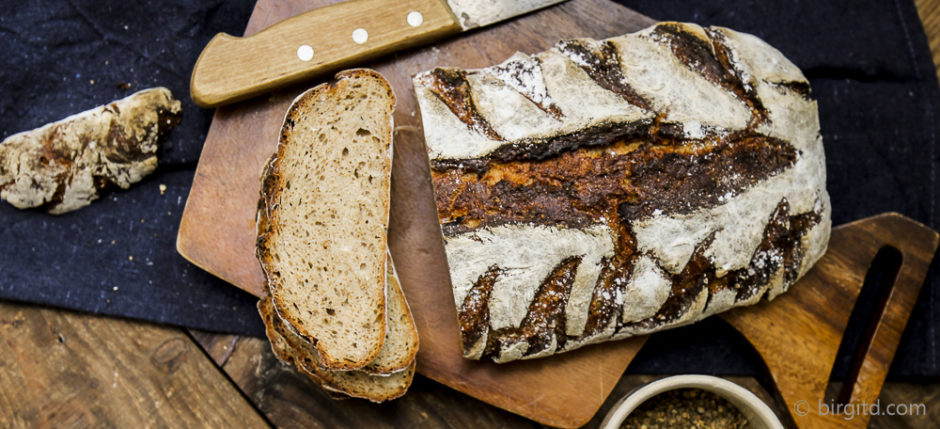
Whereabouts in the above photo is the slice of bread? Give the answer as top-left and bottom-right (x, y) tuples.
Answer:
(359, 254), (419, 375)
(257, 69), (395, 370)
(258, 296), (415, 402)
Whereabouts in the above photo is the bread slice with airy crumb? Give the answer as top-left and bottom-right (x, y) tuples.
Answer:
(257, 69), (395, 370)
(258, 296), (415, 402)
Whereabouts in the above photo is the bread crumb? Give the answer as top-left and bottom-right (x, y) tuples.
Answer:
(128, 256), (134, 261)
(113, 286), (119, 291)
(159, 184), (167, 195)
(90, 79), (95, 85)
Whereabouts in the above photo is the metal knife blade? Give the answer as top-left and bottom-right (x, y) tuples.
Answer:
(190, 0), (570, 108)
(446, 0), (569, 30)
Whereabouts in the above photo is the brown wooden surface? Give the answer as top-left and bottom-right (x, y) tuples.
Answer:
(0, 301), (269, 428)
(178, 0), (656, 426)
(917, 0), (940, 82)
(722, 213), (939, 428)
(212, 335), (542, 428)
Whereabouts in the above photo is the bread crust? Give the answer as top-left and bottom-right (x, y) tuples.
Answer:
(258, 297), (414, 402)
(415, 22), (831, 362)
(0, 87), (181, 214)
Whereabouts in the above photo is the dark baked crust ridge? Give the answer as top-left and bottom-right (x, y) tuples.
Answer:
(434, 131), (799, 236)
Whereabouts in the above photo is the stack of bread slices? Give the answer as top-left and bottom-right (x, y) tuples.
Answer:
(255, 69), (418, 401)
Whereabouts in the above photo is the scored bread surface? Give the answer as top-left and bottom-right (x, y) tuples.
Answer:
(414, 22), (831, 363)
(257, 69), (396, 370)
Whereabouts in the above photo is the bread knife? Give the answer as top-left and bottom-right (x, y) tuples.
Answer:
(190, 0), (568, 107)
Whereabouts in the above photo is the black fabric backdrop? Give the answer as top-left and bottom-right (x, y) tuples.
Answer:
(0, 0), (937, 379)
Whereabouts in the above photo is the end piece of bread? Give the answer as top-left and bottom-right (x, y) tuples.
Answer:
(0, 87), (181, 214)
(259, 296), (415, 402)
(269, 252), (417, 375)
(257, 69), (396, 370)
(359, 254), (419, 374)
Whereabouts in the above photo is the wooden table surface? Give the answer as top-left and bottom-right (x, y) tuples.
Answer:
(2, 1), (940, 428)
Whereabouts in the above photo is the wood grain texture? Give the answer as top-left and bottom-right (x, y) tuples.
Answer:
(190, 0), (459, 107)
(722, 213), (939, 429)
(189, 330), (240, 366)
(0, 301), (269, 428)
(178, 1), (656, 426)
(869, 381), (940, 429)
(214, 336), (542, 429)
(916, 0), (940, 82)
(190, 330), (940, 428)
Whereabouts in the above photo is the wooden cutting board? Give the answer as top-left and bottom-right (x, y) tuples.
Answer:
(177, 1), (939, 427)
(179, 1), (654, 426)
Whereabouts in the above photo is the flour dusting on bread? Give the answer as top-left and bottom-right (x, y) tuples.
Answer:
(415, 22), (830, 363)
(0, 88), (181, 214)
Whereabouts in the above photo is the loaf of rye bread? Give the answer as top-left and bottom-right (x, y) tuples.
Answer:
(413, 22), (831, 363)
(256, 69), (418, 400)
(0, 87), (181, 214)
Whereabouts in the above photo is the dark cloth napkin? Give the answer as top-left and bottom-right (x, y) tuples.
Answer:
(0, 0), (937, 378)
(0, 0), (263, 335)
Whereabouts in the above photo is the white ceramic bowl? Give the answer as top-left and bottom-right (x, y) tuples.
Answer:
(600, 375), (784, 429)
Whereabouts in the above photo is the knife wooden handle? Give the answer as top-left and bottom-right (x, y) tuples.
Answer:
(191, 0), (460, 108)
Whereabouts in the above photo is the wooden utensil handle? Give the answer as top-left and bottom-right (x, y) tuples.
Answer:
(835, 214), (938, 408)
(722, 213), (938, 429)
(190, 0), (460, 107)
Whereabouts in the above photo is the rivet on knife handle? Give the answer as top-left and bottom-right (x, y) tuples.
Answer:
(190, 0), (461, 108)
